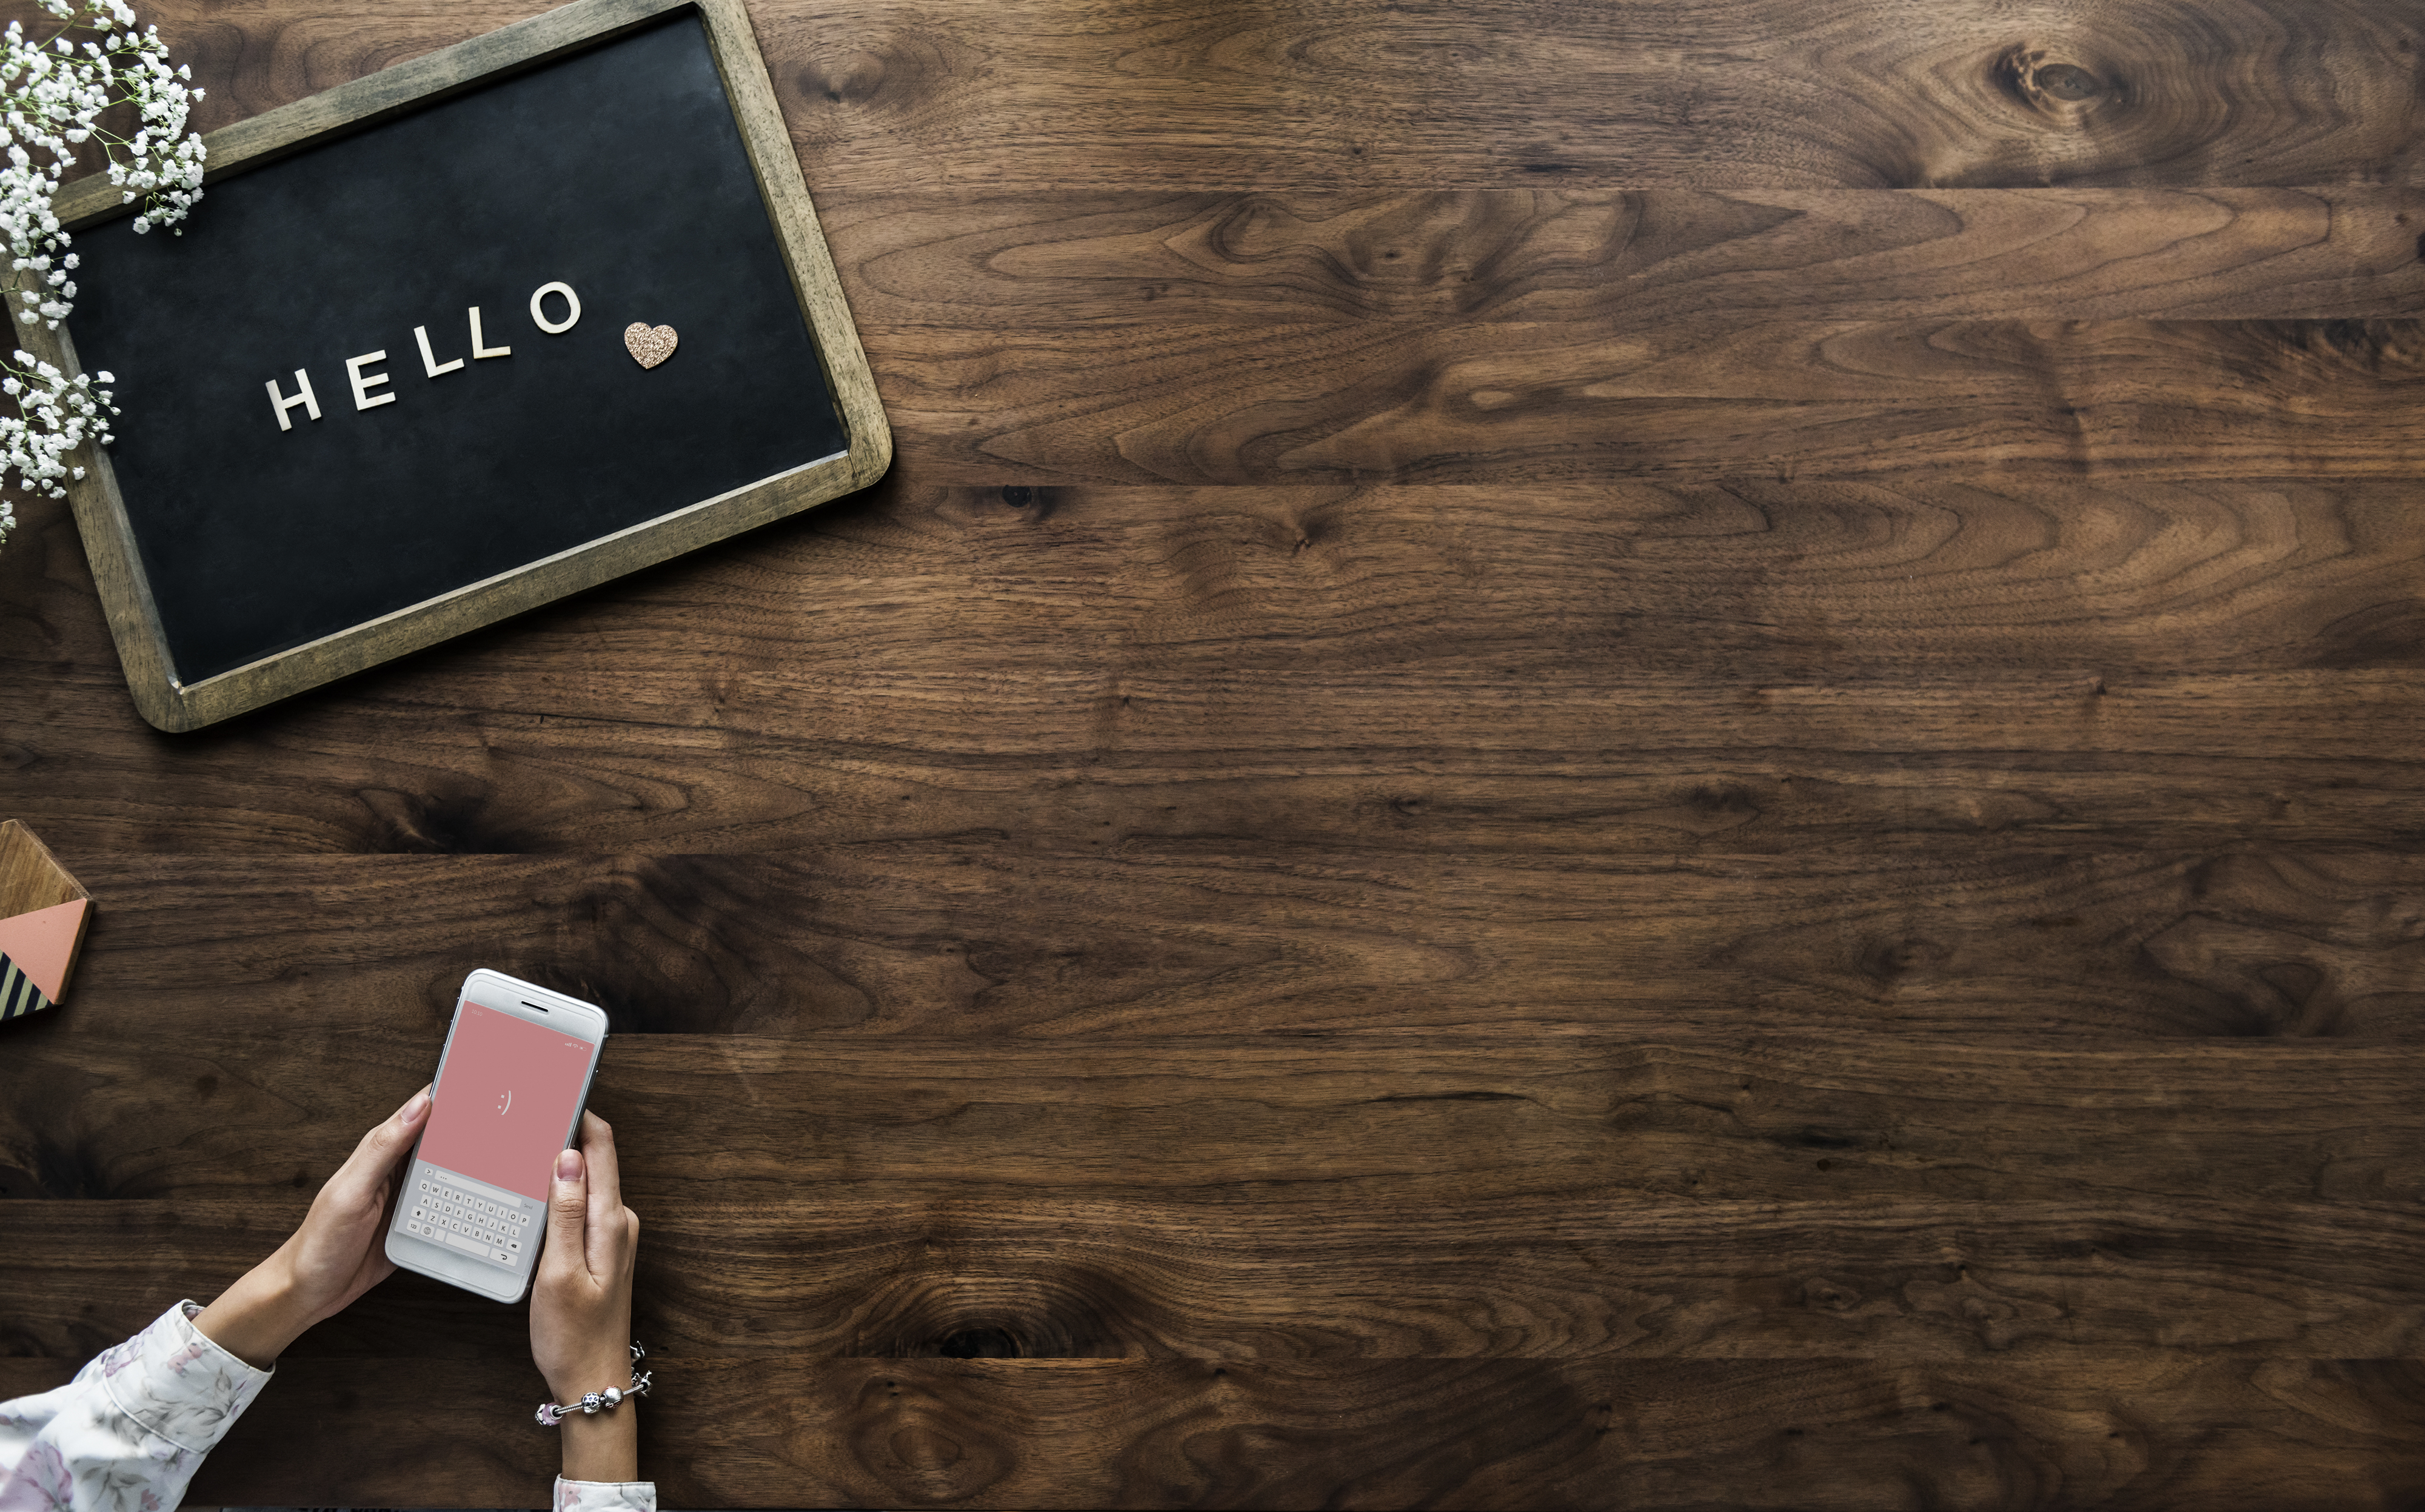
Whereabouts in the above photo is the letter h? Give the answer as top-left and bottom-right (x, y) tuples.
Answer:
(266, 368), (321, 432)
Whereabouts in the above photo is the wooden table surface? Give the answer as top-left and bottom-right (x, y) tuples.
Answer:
(5, 0), (2425, 1505)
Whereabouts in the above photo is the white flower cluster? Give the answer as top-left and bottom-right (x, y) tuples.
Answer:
(0, 348), (110, 499)
(0, 0), (202, 545)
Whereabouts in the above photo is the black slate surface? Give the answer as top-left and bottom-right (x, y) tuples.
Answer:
(67, 13), (846, 684)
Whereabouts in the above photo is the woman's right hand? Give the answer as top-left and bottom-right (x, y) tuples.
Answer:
(532, 1111), (643, 1484)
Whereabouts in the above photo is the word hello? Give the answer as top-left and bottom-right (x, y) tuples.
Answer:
(263, 281), (582, 432)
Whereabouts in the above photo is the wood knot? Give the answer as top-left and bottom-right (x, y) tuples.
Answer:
(2033, 62), (2100, 101)
(994, 484), (1055, 521)
(1859, 935), (1945, 986)
(803, 50), (889, 105)
(935, 1326), (1021, 1359)
(1990, 45), (2119, 121)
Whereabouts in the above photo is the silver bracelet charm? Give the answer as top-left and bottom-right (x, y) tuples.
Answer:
(535, 1341), (652, 1427)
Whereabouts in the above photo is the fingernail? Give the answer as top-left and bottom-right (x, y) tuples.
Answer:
(557, 1148), (582, 1181)
(402, 1091), (429, 1125)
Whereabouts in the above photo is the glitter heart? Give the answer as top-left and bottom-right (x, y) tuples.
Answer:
(623, 322), (678, 369)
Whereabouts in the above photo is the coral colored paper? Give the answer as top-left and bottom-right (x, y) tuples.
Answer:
(0, 898), (89, 1001)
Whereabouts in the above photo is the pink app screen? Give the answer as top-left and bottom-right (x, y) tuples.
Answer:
(418, 1002), (595, 1200)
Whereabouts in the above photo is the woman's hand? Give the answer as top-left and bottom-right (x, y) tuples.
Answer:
(194, 1085), (430, 1369)
(532, 1111), (642, 1483)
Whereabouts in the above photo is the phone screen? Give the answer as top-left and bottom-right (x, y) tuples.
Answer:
(418, 1001), (597, 1200)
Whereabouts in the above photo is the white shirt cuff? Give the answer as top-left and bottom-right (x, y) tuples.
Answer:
(555, 1473), (658, 1511)
(82, 1299), (274, 1456)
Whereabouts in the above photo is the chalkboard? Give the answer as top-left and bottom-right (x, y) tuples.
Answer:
(39, 0), (888, 731)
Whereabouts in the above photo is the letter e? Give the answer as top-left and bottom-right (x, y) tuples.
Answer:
(346, 350), (395, 411)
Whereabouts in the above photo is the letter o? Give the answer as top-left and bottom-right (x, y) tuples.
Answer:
(529, 281), (581, 335)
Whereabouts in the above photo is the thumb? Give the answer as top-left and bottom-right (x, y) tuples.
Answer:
(324, 1087), (430, 1209)
(546, 1146), (588, 1270)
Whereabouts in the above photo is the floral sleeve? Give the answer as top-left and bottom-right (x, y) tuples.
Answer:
(0, 1300), (271, 1512)
(555, 1475), (656, 1511)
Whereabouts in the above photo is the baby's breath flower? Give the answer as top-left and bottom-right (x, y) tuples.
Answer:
(0, 1), (199, 543)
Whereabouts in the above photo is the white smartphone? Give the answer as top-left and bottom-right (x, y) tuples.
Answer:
(384, 968), (609, 1303)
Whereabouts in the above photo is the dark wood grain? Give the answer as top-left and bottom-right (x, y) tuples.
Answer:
(4, 1351), (2418, 1507)
(181, 1357), (2425, 1507)
(7, 1032), (2420, 1207)
(10, 1193), (2425, 1364)
(3, 843), (2424, 1038)
(831, 189), (2425, 325)
(851, 318), (2425, 485)
(120, 1), (2425, 192)
(5, 0), (2425, 1503)
(8, 478), (2425, 854)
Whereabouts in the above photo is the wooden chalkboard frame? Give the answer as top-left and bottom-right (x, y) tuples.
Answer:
(28, 0), (889, 732)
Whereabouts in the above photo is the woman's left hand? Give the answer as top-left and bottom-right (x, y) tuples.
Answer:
(193, 1085), (430, 1368)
